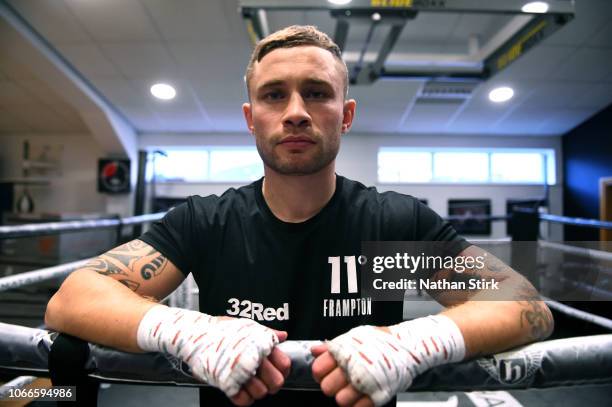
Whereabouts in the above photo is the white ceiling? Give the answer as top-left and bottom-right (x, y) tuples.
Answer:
(1, 0), (611, 136)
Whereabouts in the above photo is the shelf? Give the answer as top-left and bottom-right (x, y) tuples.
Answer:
(23, 160), (58, 170)
(0, 178), (51, 185)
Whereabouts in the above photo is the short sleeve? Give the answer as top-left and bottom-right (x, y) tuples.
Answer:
(414, 200), (471, 256)
(140, 197), (207, 276)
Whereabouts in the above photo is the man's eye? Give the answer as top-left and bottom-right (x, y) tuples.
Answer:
(306, 91), (328, 99)
(263, 92), (283, 100)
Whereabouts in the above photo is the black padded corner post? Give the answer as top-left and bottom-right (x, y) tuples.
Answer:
(49, 333), (99, 407)
(510, 208), (539, 241)
(509, 208), (540, 288)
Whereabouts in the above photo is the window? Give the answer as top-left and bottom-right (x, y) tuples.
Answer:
(209, 148), (264, 182)
(149, 147), (263, 182)
(152, 150), (209, 182)
(377, 151), (432, 183)
(433, 152), (489, 183)
(378, 148), (556, 185)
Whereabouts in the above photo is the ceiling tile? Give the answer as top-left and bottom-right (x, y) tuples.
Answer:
(64, 0), (159, 42)
(551, 47), (612, 82)
(401, 99), (465, 133)
(587, 21), (612, 48)
(569, 83), (612, 109)
(538, 108), (596, 134)
(7, 0), (91, 44)
(520, 81), (594, 109)
(143, 0), (240, 42)
(100, 43), (178, 79)
(349, 80), (421, 132)
(55, 44), (119, 77)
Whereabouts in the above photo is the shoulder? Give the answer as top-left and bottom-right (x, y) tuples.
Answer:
(339, 176), (421, 214)
(170, 180), (259, 224)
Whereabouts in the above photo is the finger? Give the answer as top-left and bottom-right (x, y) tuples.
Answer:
(320, 366), (348, 397)
(354, 395), (375, 407)
(375, 325), (391, 334)
(257, 358), (285, 394)
(312, 351), (337, 383)
(268, 347), (291, 379)
(272, 330), (288, 342)
(311, 342), (328, 356)
(229, 389), (253, 406)
(244, 376), (268, 400)
(335, 385), (362, 407)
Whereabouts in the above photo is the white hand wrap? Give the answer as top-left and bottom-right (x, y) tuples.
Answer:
(327, 315), (465, 406)
(137, 305), (278, 397)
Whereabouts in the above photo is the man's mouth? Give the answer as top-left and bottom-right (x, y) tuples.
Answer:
(278, 136), (316, 149)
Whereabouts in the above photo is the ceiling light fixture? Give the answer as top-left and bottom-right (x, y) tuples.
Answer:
(150, 83), (176, 100)
(327, 0), (352, 5)
(521, 2), (549, 13)
(489, 86), (514, 103)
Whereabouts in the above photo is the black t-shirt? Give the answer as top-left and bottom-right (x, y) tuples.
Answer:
(141, 175), (468, 406)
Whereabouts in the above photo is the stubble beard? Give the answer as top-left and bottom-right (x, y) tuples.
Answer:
(255, 133), (340, 176)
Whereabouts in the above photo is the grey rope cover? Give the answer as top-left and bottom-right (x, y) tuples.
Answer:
(1, 323), (611, 392)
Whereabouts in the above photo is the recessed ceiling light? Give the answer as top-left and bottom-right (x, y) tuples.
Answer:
(521, 2), (549, 13)
(150, 83), (176, 100)
(327, 0), (352, 5)
(489, 86), (514, 103)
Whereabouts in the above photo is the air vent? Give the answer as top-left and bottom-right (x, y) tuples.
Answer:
(418, 80), (479, 100)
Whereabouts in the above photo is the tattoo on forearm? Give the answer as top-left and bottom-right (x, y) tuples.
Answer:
(515, 281), (554, 340)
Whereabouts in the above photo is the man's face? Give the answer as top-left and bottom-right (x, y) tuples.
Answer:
(243, 46), (356, 175)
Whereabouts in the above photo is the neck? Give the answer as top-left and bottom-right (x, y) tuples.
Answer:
(262, 164), (336, 223)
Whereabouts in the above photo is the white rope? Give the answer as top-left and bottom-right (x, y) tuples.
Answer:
(0, 259), (89, 292)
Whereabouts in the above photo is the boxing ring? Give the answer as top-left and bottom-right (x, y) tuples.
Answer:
(1, 210), (612, 405)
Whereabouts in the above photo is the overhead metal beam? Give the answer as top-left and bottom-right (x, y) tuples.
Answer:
(239, 0), (575, 14)
(238, 0), (575, 83)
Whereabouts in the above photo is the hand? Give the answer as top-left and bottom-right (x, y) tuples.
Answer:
(312, 316), (465, 406)
(230, 330), (291, 406)
(311, 327), (390, 407)
(137, 306), (291, 405)
(312, 342), (374, 407)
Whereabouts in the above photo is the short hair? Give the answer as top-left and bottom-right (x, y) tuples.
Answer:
(245, 25), (349, 98)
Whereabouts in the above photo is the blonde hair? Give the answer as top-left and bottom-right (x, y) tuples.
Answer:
(245, 25), (348, 98)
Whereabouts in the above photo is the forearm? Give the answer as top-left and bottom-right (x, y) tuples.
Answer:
(428, 246), (554, 359)
(441, 298), (553, 359)
(45, 269), (158, 353)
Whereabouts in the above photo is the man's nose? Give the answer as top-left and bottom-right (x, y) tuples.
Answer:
(282, 92), (311, 128)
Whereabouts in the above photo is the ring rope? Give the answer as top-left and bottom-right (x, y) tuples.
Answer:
(0, 213), (165, 239)
(0, 323), (611, 392)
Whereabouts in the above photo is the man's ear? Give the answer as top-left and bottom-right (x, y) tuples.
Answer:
(341, 99), (357, 133)
(242, 103), (254, 134)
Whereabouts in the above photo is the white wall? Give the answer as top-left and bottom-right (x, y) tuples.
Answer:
(0, 133), (108, 215)
(140, 132), (563, 240)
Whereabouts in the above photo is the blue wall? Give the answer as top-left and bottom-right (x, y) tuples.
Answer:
(563, 104), (612, 240)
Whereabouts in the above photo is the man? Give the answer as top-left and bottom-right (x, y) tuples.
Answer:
(45, 26), (553, 407)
